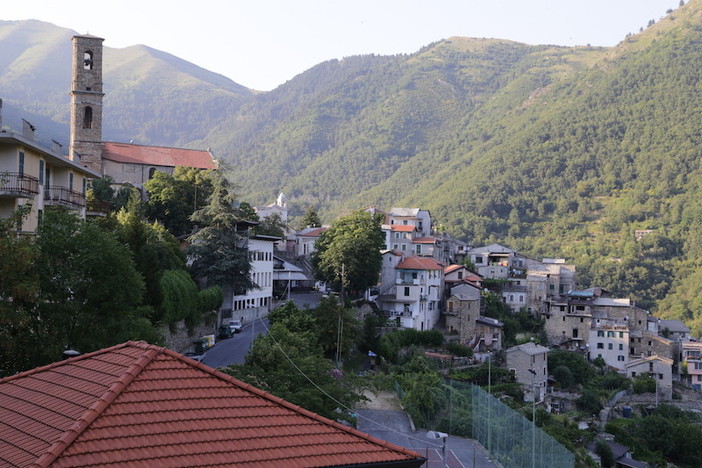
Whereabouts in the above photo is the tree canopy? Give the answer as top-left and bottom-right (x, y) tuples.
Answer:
(311, 210), (384, 295)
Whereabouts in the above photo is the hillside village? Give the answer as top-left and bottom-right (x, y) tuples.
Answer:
(4, 18), (702, 468)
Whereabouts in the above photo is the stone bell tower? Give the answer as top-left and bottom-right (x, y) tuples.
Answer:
(69, 34), (104, 174)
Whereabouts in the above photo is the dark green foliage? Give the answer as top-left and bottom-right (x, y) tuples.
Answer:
(548, 350), (595, 386)
(253, 212), (286, 238)
(298, 207), (322, 229)
(446, 341), (473, 358)
(198, 286), (223, 313)
(575, 388), (603, 416)
(449, 362), (515, 387)
(188, 171), (253, 293)
(378, 328), (445, 363)
(158, 269), (199, 326)
(607, 405), (702, 467)
(144, 167), (214, 237)
(312, 210), (385, 294)
(357, 311), (387, 354)
(29, 209), (155, 367)
(552, 365), (574, 389)
(224, 302), (364, 422)
(314, 296), (358, 360)
(595, 440), (614, 468)
(632, 374), (657, 393)
(0, 207), (38, 374)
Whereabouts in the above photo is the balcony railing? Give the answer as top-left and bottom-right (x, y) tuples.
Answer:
(0, 172), (39, 197)
(44, 186), (86, 209)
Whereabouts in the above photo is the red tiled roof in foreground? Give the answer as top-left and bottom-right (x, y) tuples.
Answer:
(396, 256), (446, 271)
(102, 142), (217, 169)
(0, 342), (424, 468)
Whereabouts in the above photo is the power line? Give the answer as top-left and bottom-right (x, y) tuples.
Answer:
(255, 316), (444, 449)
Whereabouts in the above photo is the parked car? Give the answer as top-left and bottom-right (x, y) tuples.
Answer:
(218, 324), (233, 340)
(228, 319), (242, 334)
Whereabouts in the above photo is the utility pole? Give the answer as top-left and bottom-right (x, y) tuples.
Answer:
(529, 367), (537, 468)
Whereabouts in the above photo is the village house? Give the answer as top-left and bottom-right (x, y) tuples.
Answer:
(589, 319), (629, 370)
(681, 340), (702, 390)
(295, 225), (327, 256)
(227, 232), (279, 325)
(473, 316), (504, 352)
(0, 341), (425, 467)
(505, 341), (549, 402)
(526, 258), (576, 316)
(626, 355), (674, 400)
(465, 243), (531, 280)
(0, 114), (99, 233)
(255, 191), (288, 224)
(445, 282), (482, 342)
(377, 256), (445, 331)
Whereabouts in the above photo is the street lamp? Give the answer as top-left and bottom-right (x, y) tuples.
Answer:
(426, 431), (448, 468)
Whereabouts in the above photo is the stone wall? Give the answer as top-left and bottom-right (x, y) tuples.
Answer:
(160, 315), (218, 353)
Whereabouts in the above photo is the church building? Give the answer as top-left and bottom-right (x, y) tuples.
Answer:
(68, 35), (216, 193)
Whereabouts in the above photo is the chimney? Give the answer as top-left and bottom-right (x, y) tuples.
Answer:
(21, 118), (35, 141)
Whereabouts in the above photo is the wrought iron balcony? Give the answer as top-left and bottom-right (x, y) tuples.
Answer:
(0, 172), (39, 197)
(44, 186), (86, 209)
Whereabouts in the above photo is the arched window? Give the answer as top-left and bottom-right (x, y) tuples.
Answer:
(83, 51), (93, 70)
(83, 106), (93, 129)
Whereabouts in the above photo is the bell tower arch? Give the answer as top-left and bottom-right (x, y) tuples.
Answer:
(69, 34), (104, 174)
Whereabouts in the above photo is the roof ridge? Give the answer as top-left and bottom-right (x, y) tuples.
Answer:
(102, 141), (211, 153)
(0, 341), (142, 385)
(32, 341), (161, 468)
(160, 349), (422, 460)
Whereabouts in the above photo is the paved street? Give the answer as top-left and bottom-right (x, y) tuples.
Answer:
(356, 409), (497, 468)
(201, 318), (269, 369)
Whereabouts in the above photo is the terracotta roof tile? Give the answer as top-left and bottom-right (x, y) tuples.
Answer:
(0, 342), (423, 467)
(390, 225), (415, 232)
(396, 256), (446, 271)
(102, 142), (216, 169)
(411, 236), (437, 244)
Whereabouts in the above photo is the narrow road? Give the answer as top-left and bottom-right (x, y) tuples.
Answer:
(201, 318), (269, 369)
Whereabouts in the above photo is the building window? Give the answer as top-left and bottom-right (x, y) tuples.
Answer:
(69, 173), (74, 191)
(475, 256), (483, 264)
(618, 355), (625, 362)
(597, 330), (604, 337)
(608, 343), (613, 350)
(83, 106), (93, 129)
(448, 302), (453, 313)
(38, 160), (44, 184)
(458, 271), (463, 279)
(619, 344), (624, 350)
(572, 328), (578, 338)
(404, 287), (410, 296)
(18, 151), (25, 175)
(83, 51), (94, 69)
(597, 343), (604, 349)
(416, 245), (421, 254)
(619, 332), (624, 338)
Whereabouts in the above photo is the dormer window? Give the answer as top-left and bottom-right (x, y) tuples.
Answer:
(83, 51), (94, 70)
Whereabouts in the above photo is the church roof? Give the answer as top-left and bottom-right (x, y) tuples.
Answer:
(102, 142), (216, 169)
(0, 341), (423, 467)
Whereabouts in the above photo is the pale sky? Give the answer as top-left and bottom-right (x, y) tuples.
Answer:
(3, 0), (680, 91)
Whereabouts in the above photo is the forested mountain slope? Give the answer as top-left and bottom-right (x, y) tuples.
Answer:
(206, 1), (702, 330)
(3, 3), (702, 332)
(0, 19), (252, 148)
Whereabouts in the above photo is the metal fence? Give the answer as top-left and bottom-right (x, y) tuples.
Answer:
(471, 384), (574, 468)
(396, 379), (573, 468)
